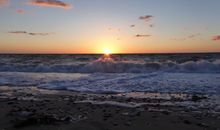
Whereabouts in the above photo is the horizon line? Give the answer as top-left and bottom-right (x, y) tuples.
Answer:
(0, 52), (220, 55)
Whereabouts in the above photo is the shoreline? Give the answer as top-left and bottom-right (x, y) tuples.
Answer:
(0, 86), (220, 130)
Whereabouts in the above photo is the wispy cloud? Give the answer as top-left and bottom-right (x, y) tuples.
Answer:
(212, 35), (220, 41)
(170, 33), (201, 41)
(0, 0), (9, 6)
(188, 33), (200, 39)
(170, 37), (186, 41)
(108, 27), (121, 33)
(135, 34), (151, 38)
(16, 9), (25, 14)
(8, 31), (54, 36)
(29, 32), (54, 36)
(130, 25), (135, 28)
(8, 31), (27, 34)
(27, 0), (72, 9)
(139, 15), (153, 22)
(149, 24), (154, 28)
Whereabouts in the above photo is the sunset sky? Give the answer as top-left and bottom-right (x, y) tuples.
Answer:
(0, 0), (220, 54)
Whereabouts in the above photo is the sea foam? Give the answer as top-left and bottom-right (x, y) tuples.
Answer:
(0, 56), (220, 73)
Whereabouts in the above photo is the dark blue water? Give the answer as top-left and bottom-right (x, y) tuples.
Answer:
(0, 53), (220, 73)
(0, 53), (219, 94)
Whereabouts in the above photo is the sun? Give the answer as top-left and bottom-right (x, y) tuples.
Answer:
(104, 48), (111, 55)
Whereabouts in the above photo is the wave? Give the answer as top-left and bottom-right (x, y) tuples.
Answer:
(0, 72), (220, 94)
(0, 57), (220, 73)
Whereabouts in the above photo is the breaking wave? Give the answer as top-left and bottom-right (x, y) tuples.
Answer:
(0, 57), (220, 73)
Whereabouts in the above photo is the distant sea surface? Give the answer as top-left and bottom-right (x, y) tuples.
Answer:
(0, 53), (220, 94)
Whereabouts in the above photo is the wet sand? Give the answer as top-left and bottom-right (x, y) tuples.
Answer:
(0, 86), (219, 130)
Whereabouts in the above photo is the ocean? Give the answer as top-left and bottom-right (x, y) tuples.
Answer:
(0, 53), (220, 94)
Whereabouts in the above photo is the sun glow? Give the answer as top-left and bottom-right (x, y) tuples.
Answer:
(104, 48), (111, 55)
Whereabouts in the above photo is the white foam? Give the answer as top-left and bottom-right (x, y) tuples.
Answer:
(1, 57), (220, 73)
(0, 72), (220, 94)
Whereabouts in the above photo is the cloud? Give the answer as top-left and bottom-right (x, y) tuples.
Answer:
(135, 34), (151, 38)
(27, 0), (72, 9)
(16, 9), (25, 14)
(0, 0), (9, 6)
(212, 35), (220, 41)
(108, 27), (121, 32)
(28, 32), (53, 36)
(170, 37), (186, 41)
(170, 33), (201, 41)
(139, 15), (153, 22)
(8, 31), (27, 34)
(188, 33), (200, 39)
(130, 25), (135, 28)
(149, 24), (154, 28)
(8, 31), (54, 36)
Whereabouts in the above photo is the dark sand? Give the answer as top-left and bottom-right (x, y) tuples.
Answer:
(0, 86), (219, 130)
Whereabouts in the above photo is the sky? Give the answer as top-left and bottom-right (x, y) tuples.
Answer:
(0, 0), (220, 54)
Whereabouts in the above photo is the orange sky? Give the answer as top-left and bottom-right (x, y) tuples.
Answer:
(0, 0), (220, 54)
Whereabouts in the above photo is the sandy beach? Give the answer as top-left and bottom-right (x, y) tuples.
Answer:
(0, 86), (219, 130)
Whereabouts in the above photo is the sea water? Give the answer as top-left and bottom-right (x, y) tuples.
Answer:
(0, 53), (219, 94)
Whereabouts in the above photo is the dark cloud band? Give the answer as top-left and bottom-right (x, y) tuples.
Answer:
(27, 0), (72, 9)
(135, 34), (151, 38)
(8, 31), (54, 36)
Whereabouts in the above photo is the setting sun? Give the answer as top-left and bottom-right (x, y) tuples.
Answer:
(104, 48), (111, 55)
(0, 1), (220, 130)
